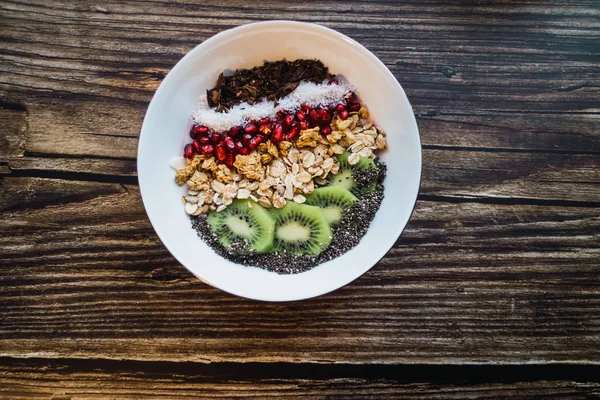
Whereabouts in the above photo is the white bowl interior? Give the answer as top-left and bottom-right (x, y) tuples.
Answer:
(138, 21), (421, 301)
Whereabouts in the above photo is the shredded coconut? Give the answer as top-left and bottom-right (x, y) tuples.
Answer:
(191, 80), (355, 132)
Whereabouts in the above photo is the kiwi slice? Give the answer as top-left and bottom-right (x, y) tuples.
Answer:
(327, 152), (376, 196)
(269, 202), (332, 256)
(304, 186), (358, 225)
(207, 200), (275, 254)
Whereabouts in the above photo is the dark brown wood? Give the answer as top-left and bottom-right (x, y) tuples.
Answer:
(1, 0), (599, 397)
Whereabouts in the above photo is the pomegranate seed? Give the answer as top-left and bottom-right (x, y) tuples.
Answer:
(256, 134), (266, 143)
(284, 114), (294, 126)
(319, 108), (330, 122)
(339, 110), (349, 120)
(276, 110), (286, 118)
(321, 126), (332, 136)
(235, 141), (244, 152)
(242, 133), (253, 144)
(299, 120), (310, 130)
(224, 136), (235, 150)
(189, 128), (198, 140)
(211, 132), (222, 143)
(200, 136), (211, 144)
(272, 124), (285, 142)
(336, 104), (346, 113)
(229, 126), (242, 137)
(259, 124), (272, 136)
(296, 110), (306, 121)
(248, 119), (258, 125)
(201, 144), (214, 156)
(193, 125), (209, 136)
(184, 143), (194, 159)
(300, 103), (312, 112)
(192, 140), (202, 153)
(248, 136), (261, 150)
(348, 102), (361, 112)
(226, 154), (235, 168)
(215, 145), (227, 161)
(244, 124), (258, 135)
(259, 117), (271, 126)
(287, 126), (299, 140)
(239, 147), (250, 155)
(309, 109), (319, 122)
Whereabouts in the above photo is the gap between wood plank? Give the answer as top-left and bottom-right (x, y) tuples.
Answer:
(1, 357), (599, 384)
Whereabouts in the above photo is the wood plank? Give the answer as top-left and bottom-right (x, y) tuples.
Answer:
(1, 179), (598, 363)
(0, 0), (598, 162)
(1, 360), (600, 399)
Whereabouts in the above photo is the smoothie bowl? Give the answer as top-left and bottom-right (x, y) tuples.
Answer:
(138, 21), (421, 301)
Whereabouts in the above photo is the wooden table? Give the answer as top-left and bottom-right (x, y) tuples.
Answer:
(1, 1), (599, 398)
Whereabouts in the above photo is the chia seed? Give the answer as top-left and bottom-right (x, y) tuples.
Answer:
(190, 160), (387, 274)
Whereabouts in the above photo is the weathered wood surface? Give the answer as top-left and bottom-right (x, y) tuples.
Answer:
(2, 360), (600, 400)
(1, 0), (599, 397)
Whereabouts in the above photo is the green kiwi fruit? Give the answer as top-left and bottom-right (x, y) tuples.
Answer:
(269, 202), (332, 256)
(326, 152), (376, 196)
(304, 186), (358, 225)
(207, 200), (275, 253)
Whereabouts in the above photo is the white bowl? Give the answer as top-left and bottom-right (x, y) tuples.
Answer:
(138, 21), (421, 302)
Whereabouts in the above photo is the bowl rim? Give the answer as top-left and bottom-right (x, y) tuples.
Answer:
(138, 20), (422, 301)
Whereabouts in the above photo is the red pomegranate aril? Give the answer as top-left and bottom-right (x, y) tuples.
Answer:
(189, 128), (198, 140)
(248, 119), (257, 125)
(300, 103), (312, 112)
(229, 126), (242, 137)
(200, 136), (211, 145)
(296, 110), (306, 121)
(242, 133), (253, 144)
(319, 108), (330, 121)
(184, 143), (194, 159)
(226, 154), (235, 168)
(284, 114), (294, 126)
(287, 126), (299, 140)
(193, 125), (209, 135)
(309, 109), (319, 122)
(211, 132), (222, 143)
(321, 126), (332, 136)
(259, 117), (271, 126)
(244, 123), (258, 135)
(259, 124), (272, 136)
(239, 147), (250, 155)
(249, 136), (261, 150)
(336, 104), (346, 113)
(339, 110), (349, 120)
(192, 140), (202, 154)
(348, 102), (361, 112)
(235, 141), (244, 151)
(201, 144), (214, 156)
(299, 120), (310, 130)
(276, 110), (286, 118)
(272, 124), (285, 142)
(224, 136), (235, 150)
(215, 145), (227, 161)
(256, 134), (266, 143)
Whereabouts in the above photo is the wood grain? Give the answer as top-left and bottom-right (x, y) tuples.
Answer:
(1, 0), (599, 396)
(1, 181), (598, 363)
